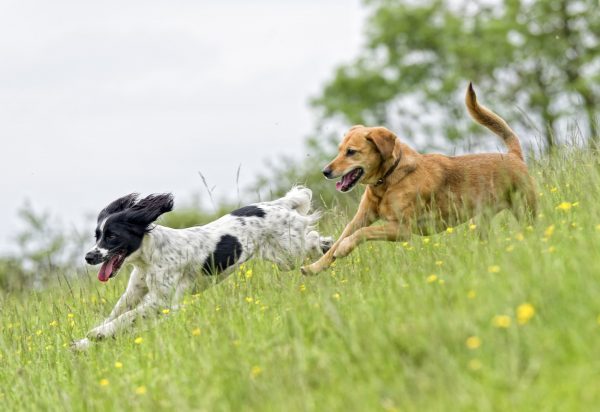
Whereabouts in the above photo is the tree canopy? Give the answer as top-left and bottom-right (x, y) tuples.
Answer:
(313, 0), (599, 150)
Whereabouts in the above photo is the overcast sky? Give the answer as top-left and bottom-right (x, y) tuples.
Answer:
(0, 0), (366, 252)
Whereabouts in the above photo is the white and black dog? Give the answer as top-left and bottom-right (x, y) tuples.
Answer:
(72, 186), (331, 351)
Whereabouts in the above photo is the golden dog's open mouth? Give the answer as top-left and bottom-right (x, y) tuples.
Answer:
(335, 168), (364, 192)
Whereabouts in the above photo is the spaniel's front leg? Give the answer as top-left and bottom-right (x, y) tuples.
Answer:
(85, 291), (167, 341)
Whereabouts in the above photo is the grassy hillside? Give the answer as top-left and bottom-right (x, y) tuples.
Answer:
(1, 148), (599, 411)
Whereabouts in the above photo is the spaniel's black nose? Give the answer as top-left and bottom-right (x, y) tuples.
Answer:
(322, 167), (333, 179)
(85, 250), (103, 265)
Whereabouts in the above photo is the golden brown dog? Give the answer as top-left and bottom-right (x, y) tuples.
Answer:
(301, 84), (537, 275)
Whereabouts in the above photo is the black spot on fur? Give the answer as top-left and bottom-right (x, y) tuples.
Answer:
(230, 205), (265, 218)
(202, 235), (242, 276)
(237, 218), (246, 226)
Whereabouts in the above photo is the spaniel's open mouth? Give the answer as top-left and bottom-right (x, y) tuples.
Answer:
(97, 253), (126, 282)
(335, 167), (364, 192)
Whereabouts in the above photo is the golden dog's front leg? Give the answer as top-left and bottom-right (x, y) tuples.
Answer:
(333, 222), (409, 258)
(301, 194), (377, 275)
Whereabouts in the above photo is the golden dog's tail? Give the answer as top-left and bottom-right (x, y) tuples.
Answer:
(465, 83), (523, 160)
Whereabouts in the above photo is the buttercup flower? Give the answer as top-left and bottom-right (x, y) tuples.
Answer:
(517, 303), (535, 325)
(492, 315), (511, 328)
(426, 274), (438, 283)
(466, 336), (481, 349)
(556, 202), (572, 211)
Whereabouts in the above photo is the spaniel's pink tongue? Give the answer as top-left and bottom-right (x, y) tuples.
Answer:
(98, 256), (117, 282)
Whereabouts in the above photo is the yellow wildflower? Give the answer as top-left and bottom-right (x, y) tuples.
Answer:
(466, 336), (481, 349)
(134, 337), (143, 344)
(435, 260), (443, 266)
(135, 386), (147, 395)
(544, 225), (555, 238)
(517, 303), (535, 325)
(469, 224), (477, 231)
(506, 245), (514, 252)
(115, 361), (123, 369)
(299, 284), (306, 292)
(488, 265), (501, 273)
(515, 233), (524, 241)
(245, 297), (254, 303)
(250, 366), (262, 378)
(468, 359), (482, 371)
(426, 274), (438, 283)
(192, 328), (201, 336)
(332, 293), (341, 300)
(245, 269), (253, 278)
(67, 313), (75, 319)
(446, 227), (454, 233)
(162, 308), (170, 315)
(492, 315), (511, 328)
(467, 290), (476, 299)
(49, 320), (58, 327)
(550, 186), (558, 193)
(556, 202), (572, 211)
(422, 238), (430, 244)
(99, 379), (109, 387)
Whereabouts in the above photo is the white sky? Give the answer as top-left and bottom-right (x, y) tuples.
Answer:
(0, 0), (366, 252)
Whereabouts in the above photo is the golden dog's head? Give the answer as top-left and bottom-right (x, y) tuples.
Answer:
(322, 125), (399, 192)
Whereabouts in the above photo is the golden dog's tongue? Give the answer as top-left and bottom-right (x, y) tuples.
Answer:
(98, 255), (118, 282)
(336, 170), (357, 191)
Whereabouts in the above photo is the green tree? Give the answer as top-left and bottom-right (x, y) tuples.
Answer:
(313, 0), (599, 150)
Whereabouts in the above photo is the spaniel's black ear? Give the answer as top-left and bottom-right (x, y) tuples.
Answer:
(98, 193), (139, 223)
(126, 193), (174, 229)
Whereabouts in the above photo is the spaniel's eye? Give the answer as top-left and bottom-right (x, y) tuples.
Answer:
(106, 233), (117, 241)
(346, 148), (357, 156)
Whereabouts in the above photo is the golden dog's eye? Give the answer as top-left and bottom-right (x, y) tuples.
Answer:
(346, 148), (357, 156)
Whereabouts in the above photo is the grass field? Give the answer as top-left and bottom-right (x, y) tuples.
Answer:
(1, 148), (599, 411)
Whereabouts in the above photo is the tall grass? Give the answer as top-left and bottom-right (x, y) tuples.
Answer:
(1, 148), (599, 411)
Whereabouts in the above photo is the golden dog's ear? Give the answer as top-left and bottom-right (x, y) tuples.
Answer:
(365, 127), (397, 161)
(349, 124), (365, 131)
